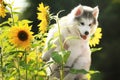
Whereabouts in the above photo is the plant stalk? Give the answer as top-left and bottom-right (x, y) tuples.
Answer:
(56, 13), (64, 80)
(9, 4), (15, 26)
(56, 16), (63, 51)
(0, 47), (3, 80)
(25, 51), (28, 80)
(17, 58), (20, 80)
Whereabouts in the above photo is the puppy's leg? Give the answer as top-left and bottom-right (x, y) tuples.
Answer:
(42, 37), (60, 61)
(64, 73), (77, 80)
(73, 57), (90, 80)
(64, 73), (88, 80)
(75, 74), (88, 80)
(42, 48), (56, 61)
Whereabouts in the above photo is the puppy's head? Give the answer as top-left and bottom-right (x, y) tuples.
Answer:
(69, 5), (99, 40)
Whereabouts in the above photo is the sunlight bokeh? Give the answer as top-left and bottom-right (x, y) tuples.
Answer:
(5, 0), (29, 12)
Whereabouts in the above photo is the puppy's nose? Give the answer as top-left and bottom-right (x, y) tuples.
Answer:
(84, 31), (89, 35)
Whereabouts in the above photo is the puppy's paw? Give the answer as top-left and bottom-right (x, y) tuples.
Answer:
(41, 53), (50, 62)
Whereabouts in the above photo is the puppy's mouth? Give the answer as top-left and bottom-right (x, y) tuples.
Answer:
(77, 30), (87, 40)
(80, 34), (87, 40)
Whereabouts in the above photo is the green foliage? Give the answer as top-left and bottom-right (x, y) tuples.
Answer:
(51, 51), (63, 64)
(91, 48), (102, 53)
(70, 69), (88, 74)
(51, 50), (70, 65)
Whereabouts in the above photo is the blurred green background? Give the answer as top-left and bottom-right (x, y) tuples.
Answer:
(1, 0), (120, 80)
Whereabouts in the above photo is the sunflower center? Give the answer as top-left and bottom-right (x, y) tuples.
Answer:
(18, 30), (28, 41)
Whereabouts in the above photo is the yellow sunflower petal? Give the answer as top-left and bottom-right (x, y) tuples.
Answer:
(26, 51), (36, 63)
(37, 13), (46, 20)
(37, 2), (49, 33)
(38, 71), (46, 76)
(89, 27), (102, 47)
(37, 2), (49, 13)
(0, 0), (3, 4)
(38, 19), (48, 33)
(0, 5), (6, 18)
(86, 74), (91, 80)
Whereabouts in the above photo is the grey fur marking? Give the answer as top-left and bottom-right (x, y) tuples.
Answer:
(75, 10), (96, 24)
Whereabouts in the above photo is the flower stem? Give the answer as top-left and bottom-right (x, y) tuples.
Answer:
(9, 4), (15, 26)
(25, 50), (28, 80)
(60, 64), (64, 80)
(56, 12), (64, 80)
(17, 58), (20, 80)
(56, 14), (63, 51)
(0, 47), (3, 80)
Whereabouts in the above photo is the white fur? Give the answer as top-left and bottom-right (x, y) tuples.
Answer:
(42, 4), (99, 80)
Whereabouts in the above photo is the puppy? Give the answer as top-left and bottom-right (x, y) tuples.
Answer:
(42, 4), (99, 80)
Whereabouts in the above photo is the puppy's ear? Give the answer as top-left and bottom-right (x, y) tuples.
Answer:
(71, 5), (83, 17)
(92, 6), (99, 19)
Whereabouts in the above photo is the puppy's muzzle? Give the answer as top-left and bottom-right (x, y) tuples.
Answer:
(84, 31), (89, 35)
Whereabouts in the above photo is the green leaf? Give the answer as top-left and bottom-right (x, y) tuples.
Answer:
(2, 66), (7, 72)
(45, 38), (57, 51)
(89, 70), (100, 74)
(91, 48), (102, 53)
(21, 20), (33, 24)
(51, 51), (62, 64)
(62, 50), (70, 64)
(5, 62), (14, 68)
(9, 50), (25, 55)
(0, 21), (10, 27)
(70, 69), (88, 74)
(12, 11), (20, 15)
(31, 43), (40, 47)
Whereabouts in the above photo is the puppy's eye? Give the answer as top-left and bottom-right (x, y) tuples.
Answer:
(89, 23), (92, 26)
(80, 22), (84, 25)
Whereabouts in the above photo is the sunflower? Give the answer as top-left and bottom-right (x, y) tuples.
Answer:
(0, 4), (6, 18)
(9, 23), (33, 49)
(89, 28), (102, 47)
(37, 2), (49, 33)
(27, 51), (42, 63)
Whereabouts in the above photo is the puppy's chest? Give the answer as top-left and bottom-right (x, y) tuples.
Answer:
(64, 39), (91, 67)
(65, 38), (90, 54)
